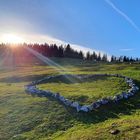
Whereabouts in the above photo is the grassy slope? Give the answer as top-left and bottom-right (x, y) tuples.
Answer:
(0, 58), (140, 140)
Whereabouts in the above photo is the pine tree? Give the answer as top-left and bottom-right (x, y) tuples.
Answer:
(86, 51), (90, 60)
(97, 53), (101, 61)
(92, 51), (97, 61)
(102, 54), (108, 62)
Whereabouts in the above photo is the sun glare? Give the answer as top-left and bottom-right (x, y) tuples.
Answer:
(2, 34), (25, 44)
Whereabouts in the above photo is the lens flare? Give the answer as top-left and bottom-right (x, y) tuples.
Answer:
(2, 34), (25, 44)
(24, 46), (81, 83)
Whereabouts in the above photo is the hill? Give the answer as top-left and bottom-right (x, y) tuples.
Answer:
(0, 54), (140, 140)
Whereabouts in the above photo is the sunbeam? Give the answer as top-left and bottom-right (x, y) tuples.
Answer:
(24, 46), (81, 83)
(0, 46), (11, 67)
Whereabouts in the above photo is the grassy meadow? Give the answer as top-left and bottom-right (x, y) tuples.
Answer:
(38, 76), (129, 105)
(0, 58), (140, 140)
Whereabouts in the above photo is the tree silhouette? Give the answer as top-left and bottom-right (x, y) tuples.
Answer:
(0, 43), (139, 63)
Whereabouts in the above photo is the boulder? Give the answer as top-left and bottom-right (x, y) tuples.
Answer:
(88, 104), (94, 111)
(100, 98), (109, 105)
(128, 89), (136, 94)
(121, 92), (129, 99)
(112, 95), (122, 102)
(129, 83), (135, 87)
(128, 92), (134, 96)
(59, 96), (66, 102)
(64, 99), (72, 106)
(37, 91), (46, 97)
(92, 102), (101, 109)
(76, 105), (82, 112)
(71, 102), (79, 108)
(80, 105), (89, 112)
(135, 86), (139, 91)
(126, 79), (133, 84)
(131, 86), (137, 91)
(44, 90), (53, 96)
(110, 129), (120, 135)
(54, 93), (60, 99)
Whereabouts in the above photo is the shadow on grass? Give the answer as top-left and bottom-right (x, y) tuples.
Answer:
(24, 75), (140, 125)
(4, 79), (139, 139)
(73, 96), (140, 124)
(3, 89), (140, 140)
(3, 73), (139, 126)
(0, 74), (110, 84)
(71, 79), (140, 124)
(28, 88), (140, 125)
(0, 74), (52, 83)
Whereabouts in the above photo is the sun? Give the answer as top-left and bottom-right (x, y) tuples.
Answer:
(2, 33), (25, 44)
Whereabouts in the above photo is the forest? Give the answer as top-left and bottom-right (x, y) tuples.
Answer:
(0, 43), (139, 63)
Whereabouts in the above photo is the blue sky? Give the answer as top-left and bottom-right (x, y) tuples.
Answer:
(0, 0), (140, 57)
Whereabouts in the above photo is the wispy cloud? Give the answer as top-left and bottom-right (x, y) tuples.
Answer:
(104, 0), (140, 32)
(0, 32), (111, 59)
(23, 34), (98, 53)
(119, 48), (134, 52)
(22, 34), (110, 56)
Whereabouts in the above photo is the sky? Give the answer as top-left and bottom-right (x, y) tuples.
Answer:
(0, 0), (140, 57)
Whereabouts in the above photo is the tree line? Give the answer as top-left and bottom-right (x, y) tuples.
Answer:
(26, 43), (109, 61)
(0, 43), (139, 63)
(110, 55), (140, 63)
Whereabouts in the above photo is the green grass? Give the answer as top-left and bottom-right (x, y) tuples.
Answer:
(39, 76), (129, 105)
(0, 58), (140, 140)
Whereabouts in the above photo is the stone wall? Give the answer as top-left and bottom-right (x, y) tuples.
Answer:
(24, 74), (139, 112)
